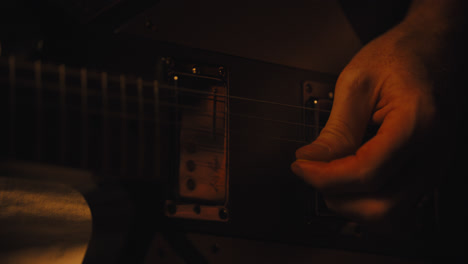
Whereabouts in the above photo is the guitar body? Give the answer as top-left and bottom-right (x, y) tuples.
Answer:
(2, 1), (465, 263)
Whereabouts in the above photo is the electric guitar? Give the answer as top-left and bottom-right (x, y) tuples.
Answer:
(1, 0), (462, 262)
(0, 46), (439, 263)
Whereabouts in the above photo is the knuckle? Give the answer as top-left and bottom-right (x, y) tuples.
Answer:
(336, 69), (372, 94)
(359, 200), (391, 223)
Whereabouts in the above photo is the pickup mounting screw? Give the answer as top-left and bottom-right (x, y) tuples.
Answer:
(145, 17), (157, 31)
(305, 83), (313, 93)
(193, 204), (201, 214)
(211, 243), (220, 254)
(218, 67), (225, 77)
(186, 178), (196, 191)
(186, 160), (196, 172)
(218, 208), (228, 220)
(167, 203), (177, 215)
(185, 142), (197, 153)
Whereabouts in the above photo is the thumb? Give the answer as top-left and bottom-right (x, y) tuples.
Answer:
(296, 74), (375, 162)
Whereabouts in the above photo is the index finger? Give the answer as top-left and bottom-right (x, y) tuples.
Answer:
(291, 107), (416, 193)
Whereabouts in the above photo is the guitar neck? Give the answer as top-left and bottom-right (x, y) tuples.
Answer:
(1, 56), (163, 181)
(1, 56), (230, 185)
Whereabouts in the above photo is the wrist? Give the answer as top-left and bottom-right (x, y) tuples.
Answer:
(388, 1), (466, 77)
(401, 0), (466, 38)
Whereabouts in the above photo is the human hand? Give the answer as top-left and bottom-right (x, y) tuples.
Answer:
(291, 15), (453, 230)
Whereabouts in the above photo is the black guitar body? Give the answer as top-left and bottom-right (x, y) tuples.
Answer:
(1, 1), (467, 263)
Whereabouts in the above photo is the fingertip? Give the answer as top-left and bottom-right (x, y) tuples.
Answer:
(290, 161), (304, 178)
(295, 142), (331, 161)
(292, 159), (322, 178)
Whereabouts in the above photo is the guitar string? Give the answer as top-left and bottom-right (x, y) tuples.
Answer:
(6, 76), (334, 121)
(8, 79), (380, 146)
(3, 58), (382, 175)
(61, 103), (325, 130)
(40, 102), (377, 147)
(2, 58), (382, 151)
(5, 86), (381, 151)
(3, 56), (337, 151)
(1, 57), (335, 114)
(3, 78), (336, 142)
(4, 76), (334, 115)
(42, 103), (324, 143)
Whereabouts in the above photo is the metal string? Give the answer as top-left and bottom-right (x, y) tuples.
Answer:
(2, 57), (349, 146)
(0, 57), (333, 114)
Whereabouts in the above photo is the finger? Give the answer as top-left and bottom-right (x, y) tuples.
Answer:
(292, 107), (415, 193)
(322, 173), (427, 228)
(325, 195), (395, 223)
(296, 72), (377, 162)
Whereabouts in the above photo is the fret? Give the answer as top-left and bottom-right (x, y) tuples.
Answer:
(34, 61), (43, 160)
(137, 77), (144, 177)
(58, 64), (67, 163)
(120, 75), (127, 177)
(154, 80), (160, 177)
(212, 87), (217, 139)
(102, 72), (110, 176)
(81, 68), (88, 169)
(8, 56), (16, 158)
(173, 75), (179, 166)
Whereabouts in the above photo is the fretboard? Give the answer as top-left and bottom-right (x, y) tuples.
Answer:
(1, 56), (166, 180)
(1, 56), (230, 186)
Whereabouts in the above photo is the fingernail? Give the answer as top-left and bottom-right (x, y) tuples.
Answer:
(291, 162), (304, 177)
(296, 143), (331, 161)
